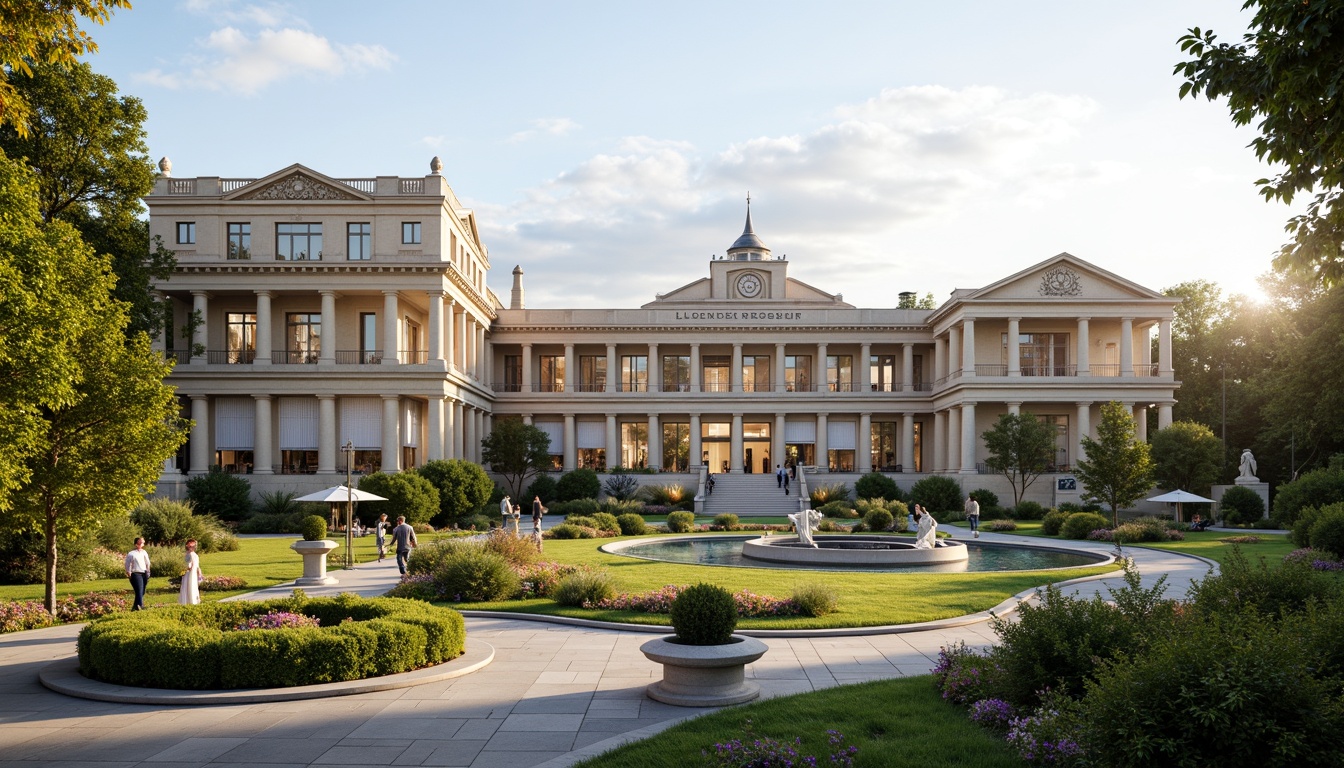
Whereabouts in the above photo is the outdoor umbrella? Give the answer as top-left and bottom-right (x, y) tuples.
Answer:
(294, 486), (388, 567)
(1147, 489), (1216, 523)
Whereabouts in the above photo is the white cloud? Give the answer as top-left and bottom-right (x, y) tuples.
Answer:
(508, 117), (582, 143)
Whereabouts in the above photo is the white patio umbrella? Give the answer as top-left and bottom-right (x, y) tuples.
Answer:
(1147, 489), (1216, 523)
(294, 485), (388, 567)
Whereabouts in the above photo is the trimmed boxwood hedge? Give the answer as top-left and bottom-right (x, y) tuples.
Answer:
(77, 593), (464, 689)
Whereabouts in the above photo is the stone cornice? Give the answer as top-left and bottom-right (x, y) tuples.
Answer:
(489, 324), (929, 333)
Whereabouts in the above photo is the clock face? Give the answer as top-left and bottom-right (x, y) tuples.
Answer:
(737, 273), (763, 298)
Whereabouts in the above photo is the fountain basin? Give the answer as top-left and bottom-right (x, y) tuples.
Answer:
(741, 535), (969, 566)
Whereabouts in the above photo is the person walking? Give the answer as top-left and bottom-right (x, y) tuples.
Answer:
(532, 495), (544, 533)
(124, 537), (150, 610)
(965, 495), (981, 538)
(776, 465), (784, 488)
(375, 513), (389, 562)
(391, 516), (418, 575)
(178, 539), (201, 605)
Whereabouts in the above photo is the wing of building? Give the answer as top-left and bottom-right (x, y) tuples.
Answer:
(146, 160), (1178, 507)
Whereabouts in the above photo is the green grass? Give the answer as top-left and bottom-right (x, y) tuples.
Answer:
(1141, 531), (1295, 565)
(573, 675), (1020, 768)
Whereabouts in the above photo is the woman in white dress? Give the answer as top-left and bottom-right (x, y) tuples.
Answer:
(178, 539), (201, 605)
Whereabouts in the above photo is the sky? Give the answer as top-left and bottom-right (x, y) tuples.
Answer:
(85, 0), (1292, 309)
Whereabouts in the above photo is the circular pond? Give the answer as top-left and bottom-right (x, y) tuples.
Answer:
(602, 535), (1111, 573)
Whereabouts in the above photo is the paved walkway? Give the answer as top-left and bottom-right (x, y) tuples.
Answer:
(0, 532), (1216, 768)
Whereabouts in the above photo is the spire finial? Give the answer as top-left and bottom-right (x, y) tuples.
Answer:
(746, 191), (751, 209)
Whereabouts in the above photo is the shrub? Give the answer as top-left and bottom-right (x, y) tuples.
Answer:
(1109, 517), (1178, 544)
(479, 527), (539, 566)
(131, 498), (202, 545)
(589, 512), (621, 533)
(863, 507), (894, 532)
(1186, 547), (1340, 619)
(1041, 510), (1069, 536)
(986, 519), (1018, 532)
(791, 582), (839, 617)
(969, 488), (999, 509)
(641, 483), (690, 508)
(854, 472), (901, 501)
(143, 544), (186, 580)
(552, 570), (616, 607)
(615, 513), (648, 535)
(666, 511), (696, 532)
(415, 459), (494, 526)
(1057, 501), (1103, 513)
(601, 498), (646, 515)
(933, 641), (999, 706)
(256, 490), (301, 516)
(95, 516), (142, 552)
(300, 515), (327, 541)
(546, 523), (585, 539)
(358, 472), (439, 526)
(524, 474), (558, 504)
(1012, 500), (1047, 520)
(713, 513), (739, 531)
(1308, 503), (1344, 558)
(236, 511), (305, 534)
(432, 548), (520, 602)
(1219, 485), (1266, 526)
(809, 482), (850, 506)
(669, 583), (737, 645)
(1271, 462), (1344, 528)
(1060, 512), (1110, 540)
(185, 467), (254, 521)
(818, 500), (856, 518)
(909, 475), (963, 512)
(555, 468), (602, 501)
(552, 498), (600, 517)
(603, 474), (640, 501)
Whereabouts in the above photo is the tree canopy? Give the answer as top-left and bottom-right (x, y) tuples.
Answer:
(1151, 421), (1225, 496)
(1177, 1), (1344, 286)
(981, 412), (1058, 507)
(1075, 402), (1154, 527)
(481, 419), (552, 499)
(416, 459), (493, 526)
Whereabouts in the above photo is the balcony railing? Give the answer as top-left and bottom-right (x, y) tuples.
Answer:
(208, 349), (255, 364)
(165, 350), (191, 364)
(399, 350), (428, 364)
(975, 364), (1008, 376)
(574, 383), (605, 392)
(1135, 363), (1160, 377)
(1086, 364), (1120, 377)
(273, 350), (319, 364)
(336, 350), (383, 364)
(1020, 365), (1076, 377)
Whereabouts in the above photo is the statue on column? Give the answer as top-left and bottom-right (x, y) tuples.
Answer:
(1237, 449), (1259, 483)
(788, 508), (823, 548)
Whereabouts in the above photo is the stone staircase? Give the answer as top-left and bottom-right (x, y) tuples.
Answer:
(700, 473), (803, 517)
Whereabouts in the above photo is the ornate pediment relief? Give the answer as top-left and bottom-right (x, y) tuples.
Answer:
(236, 173), (360, 201)
(1038, 266), (1083, 297)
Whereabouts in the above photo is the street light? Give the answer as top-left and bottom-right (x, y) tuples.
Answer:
(341, 440), (355, 568)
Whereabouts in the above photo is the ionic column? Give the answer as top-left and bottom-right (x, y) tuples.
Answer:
(428, 290), (444, 362)
(427, 395), (445, 461)
(190, 291), (209, 363)
(902, 343), (914, 391)
(463, 318), (474, 376)
(522, 414), (532, 425)
(816, 413), (828, 470)
(382, 291), (400, 366)
(648, 343), (660, 392)
(1159, 318), (1173, 376)
(454, 305), (467, 371)
(606, 343), (618, 393)
(382, 395), (401, 472)
(1006, 401), (1021, 416)
(815, 342), (828, 391)
(473, 410), (484, 462)
(960, 401), (977, 473)
(444, 298), (456, 370)
(1076, 317), (1090, 375)
(934, 336), (947, 382)
(961, 319), (976, 377)
(476, 323), (486, 380)
(730, 413), (744, 473)
(253, 395), (273, 474)
(947, 328), (960, 375)
(1134, 403), (1148, 442)
(319, 290), (337, 365)
(606, 415), (618, 468)
(775, 343), (786, 393)
(933, 411), (946, 472)
(317, 395), (336, 473)
(858, 412), (873, 474)
(254, 290), (272, 366)
(1076, 401), (1092, 465)
(1158, 404), (1173, 430)
(564, 414), (576, 471)
(774, 413), (786, 470)
(901, 412), (915, 472)
(731, 343), (743, 392)
(189, 395), (209, 473)
(647, 413), (661, 469)
(451, 401), (464, 458)
(445, 397), (457, 458)
(1007, 318), (1020, 376)
(564, 343), (575, 393)
(690, 414), (703, 469)
(521, 343), (533, 393)
(859, 343), (871, 391)
(462, 406), (476, 464)
(1120, 318), (1134, 377)
(947, 407), (961, 472)
(690, 343), (702, 391)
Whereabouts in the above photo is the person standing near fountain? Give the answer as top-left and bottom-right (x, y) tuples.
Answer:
(965, 495), (980, 538)
(914, 506), (938, 549)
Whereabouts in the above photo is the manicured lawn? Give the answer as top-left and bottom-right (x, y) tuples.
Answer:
(1142, 531), (1295, 566)
(573, 675), (1021, 768)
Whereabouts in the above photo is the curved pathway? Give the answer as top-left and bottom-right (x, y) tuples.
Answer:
(0, 533), (1216, 768)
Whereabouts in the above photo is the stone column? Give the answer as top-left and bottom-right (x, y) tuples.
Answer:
(648, 343), (660, 392)
(774, 413), (786, 471)
(1128, 402), (1146, 443)
(445, 397), (457, 458)
(1006, 401), (1021, 416)
(961, 319), (976, 377)
(382, 395), (401, 472)
(690, 414), (703, 469)
(690, 343), (702, 391)
(1076, 402), (1092, 466)
(902, 413), (915, 473)
(253, 395), (273, 474)
(521, 343), (533, 393)
(473, 409), (484, 462)
(318, 395), (336, 473)
(454, 305), (467, 371)
(254, 290), (272, 366)
(730, 413), (743, 473)
(428, 290), (444, 363)
(190, 291), (209, 363)
(476, 323), (486, 380)
(815, 342), (828, 391)
(859, 343), (871, 391)
(647, 413), (661, 469)
(462, 406), (476, 465)
(1007, 318), (1020, 376)
(947, 407), (961, 472)
(606, 415), (618, 468)
(564, 343), (575, 393)
(427, 395), (445, 461)
(606, 343), (618, 392)
(444, 298), (455, 370)
(934, 337), (947, 382)
(382, 291), (400, 366)
(816, 413), (829, 470)
(189, 395), (209, 473)
(960, 401), (977, 473)
(1158, 404), (1173, 430)
(319, 290), (337, 365)
(451, 401), (464, 458)
(464, 318), (474, 376)
(933, 411), (946, 472)
(1159, 318), (1174, 376)
(1120, 318), (1134, 377)
(858, 412), (873, 473)
(564, 414), (576, 471)
(1076, 317), (1090, 375)
(902, 343), (915, 391)
(731, 343), (743, 392)
(947, 328), (960, 376)
(775, 343), (786, 393)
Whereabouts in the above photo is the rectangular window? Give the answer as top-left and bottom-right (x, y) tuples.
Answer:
(741, 355), (770, 392)
(827, 355), (853, 392)
(1005, 333), (1070, 376)
(621, 422), (648, 469)
(785, 355), (812, 392)
(176, 222), (196, 244)
(662, 355), (691, 392)
(359, 313), (379, 363)
(662, 423), (691, 471)
(1040, 414), (1070, 469)
(227, 223), (250, 259)
(402, 317), (423, 363)
(871, 422), (899, 471)
(347, 222), (371, 260)
(540, 355), (565, 392)
(276, 223), (322, 261)
(702, 355), (730, 392)
(579, 355), (607, 392)
(285, 312), (321, 363)
(870, 354), (897, 391)
(225, 312), (256, 364)
(622, 355), (647, 392)
(402, 222), (422, 244)
(504, 355), (522, 392)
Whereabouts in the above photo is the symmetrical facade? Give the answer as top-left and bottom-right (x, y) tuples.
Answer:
(147, 162), (1178, 504)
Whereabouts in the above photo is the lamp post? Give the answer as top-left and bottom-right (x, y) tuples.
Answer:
(341, 440), (355, 568)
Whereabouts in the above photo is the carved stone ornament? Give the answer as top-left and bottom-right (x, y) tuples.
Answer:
(241, 173), (359, 201)
(1039, 267), (1083, 296)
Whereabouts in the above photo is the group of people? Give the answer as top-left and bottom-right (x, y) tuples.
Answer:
(775, 464), (797, 495)
(122, 536), (204, 608)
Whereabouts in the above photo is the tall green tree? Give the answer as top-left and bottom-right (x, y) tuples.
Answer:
(481, 418), (552, 499)
(0, 156), (187, 611)
(0, 0), (129, 135)
(416, 459), (493, 525)
(1075, 402), (1154, 528)
(0, 61), (174, 337)
(1150, 421), (1224, 496)
(1177, 2), (1344, 286)
(981, 412), (1057, 507)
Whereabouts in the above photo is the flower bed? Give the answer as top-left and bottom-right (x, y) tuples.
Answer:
(1, 592), (129, 634)
(76, 592), (464, 689)
(594, 584), (804, 617)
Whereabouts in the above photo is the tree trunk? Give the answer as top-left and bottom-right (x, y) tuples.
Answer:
(44, 509), (58, 614)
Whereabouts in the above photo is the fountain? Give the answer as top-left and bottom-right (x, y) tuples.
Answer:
(746, 508), (969, 566)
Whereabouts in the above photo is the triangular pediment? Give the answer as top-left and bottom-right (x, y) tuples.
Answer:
(226, 164), (372, 202)
(969, 253), (1167, 302)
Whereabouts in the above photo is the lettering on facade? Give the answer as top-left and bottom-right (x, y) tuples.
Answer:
(672, 311), (804, 321)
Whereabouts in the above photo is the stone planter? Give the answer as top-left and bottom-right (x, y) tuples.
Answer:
(290, 539), (340, 586)
(640, 634), (768, 707)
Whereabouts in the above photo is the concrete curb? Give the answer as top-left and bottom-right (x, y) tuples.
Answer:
(38, 640), (494, 705)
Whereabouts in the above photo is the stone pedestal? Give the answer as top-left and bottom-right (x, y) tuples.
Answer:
(290, 539), (340, 586)
(1212, 482), (1271, 520)
(640, 635), (768, 707)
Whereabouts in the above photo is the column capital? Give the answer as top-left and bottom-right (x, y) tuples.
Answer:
(252, 393), (273, 402)
(316, 394), (335, 401)
(382, 289), (400, 297)
(1004, 401), (1022, 408)
(1075, 316), (1090, 322)
(190, 290), (212, 299)
(319, 288), (341, 298)
(189, 394), (208, 402)
(382, 394), (400, 402)
(427, 289), (445, 298)
(1008, 316), (1022, 323)
(1075, 401), (1093, 408)
(254, 289), (273, 298)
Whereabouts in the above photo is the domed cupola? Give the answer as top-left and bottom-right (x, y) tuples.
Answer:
(726, 196), (771, 261)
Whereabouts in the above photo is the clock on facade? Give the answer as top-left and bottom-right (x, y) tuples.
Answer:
(736, 273), (763, 298)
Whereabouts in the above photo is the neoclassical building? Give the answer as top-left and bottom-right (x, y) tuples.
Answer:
(147, 161), (1179, 505)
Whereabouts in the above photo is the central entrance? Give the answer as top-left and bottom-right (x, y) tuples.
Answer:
(743, 422), (770, 474)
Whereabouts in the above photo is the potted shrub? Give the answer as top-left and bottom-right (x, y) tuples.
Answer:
(639, 583), (768, 706)
(290, 514), (340, 586)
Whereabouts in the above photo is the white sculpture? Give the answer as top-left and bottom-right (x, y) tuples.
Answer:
(1238, 449), (1258, 482)
(914, 510), (938, 549)
(788, 508), (823, 548)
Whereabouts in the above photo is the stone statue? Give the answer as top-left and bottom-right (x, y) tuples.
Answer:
(788, 508), (823, 548)
(1238, 448), (1258, 482)
(914, 509), (938, 549)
